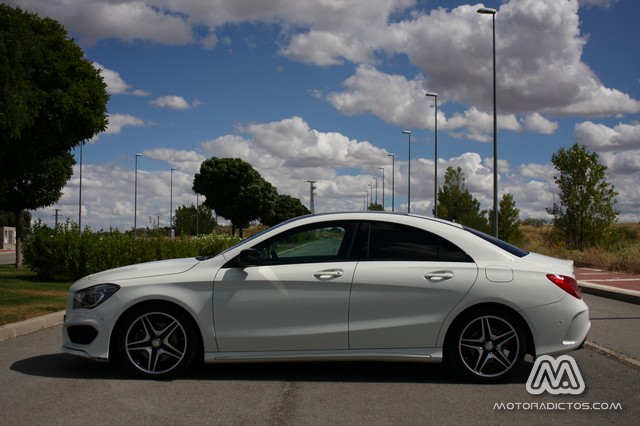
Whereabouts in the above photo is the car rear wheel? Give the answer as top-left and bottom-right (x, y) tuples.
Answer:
(447, 309), (526, 382)
(117, 303), (197, 379)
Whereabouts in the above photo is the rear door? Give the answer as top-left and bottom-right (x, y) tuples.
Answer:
(349, 221), (478, 349)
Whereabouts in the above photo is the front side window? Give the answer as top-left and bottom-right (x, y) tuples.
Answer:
(253, 221), (356, 265)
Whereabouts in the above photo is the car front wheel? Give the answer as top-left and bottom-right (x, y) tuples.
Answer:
(116, 303), (197, 379)
(447, 309), (526, 382)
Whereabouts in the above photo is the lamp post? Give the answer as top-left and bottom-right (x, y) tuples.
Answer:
(387, 153), (395, 212)
(78, 141), (84, 233)
(363, 190), (368, 211)
(378, 167), (385, 209)
(306, 180), (317, 214)
(426, 92), (438, 217)
(368, 184), (373, 209)
(402, 130), (412, 213)
(170, 167), (176, 238)
(478, 6), (499, 237)
(134, 153), (142, 237)
(372, 176), (378, 205)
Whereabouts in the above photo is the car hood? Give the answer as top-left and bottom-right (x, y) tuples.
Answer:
(86, 257), (201, 282)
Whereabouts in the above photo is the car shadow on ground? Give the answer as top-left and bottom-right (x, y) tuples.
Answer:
(11, 353), (534, 385)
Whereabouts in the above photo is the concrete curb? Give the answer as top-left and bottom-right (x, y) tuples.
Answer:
(0, 311), (65, 342)
(578, 281), (640, 305)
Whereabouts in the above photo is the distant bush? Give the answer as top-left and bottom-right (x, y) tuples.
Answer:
(23, 220), (241, 280)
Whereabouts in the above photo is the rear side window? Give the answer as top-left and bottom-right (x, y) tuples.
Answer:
(352, 221), (473, 262)
(463, 226), (529, 258)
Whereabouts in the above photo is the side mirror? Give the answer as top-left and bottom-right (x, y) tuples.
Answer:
(238, 249), (262, 267)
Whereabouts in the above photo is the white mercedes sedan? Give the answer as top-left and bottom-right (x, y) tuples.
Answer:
(62, 212), (590, 382)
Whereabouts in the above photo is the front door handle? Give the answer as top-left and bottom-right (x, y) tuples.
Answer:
(425, 271), (454, 282)
(314, 269), (344, 280)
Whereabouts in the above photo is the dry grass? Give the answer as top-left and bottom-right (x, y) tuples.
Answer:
(520, 223), (640, 274)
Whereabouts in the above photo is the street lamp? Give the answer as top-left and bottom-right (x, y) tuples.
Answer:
(426, 92), (438, 217)
(363, 190), (368, 211)
(368, 183), (373, 209)
(478, 6), (499, 237)
(402, 130), (412, 213)
(78, 141), (84, 233)
(378, 167), (385, 209)
(387, 153), (395, 212)
(170, 167), (176, 238)
(134, 153), (142, 237)
(372, 176), (378, 205)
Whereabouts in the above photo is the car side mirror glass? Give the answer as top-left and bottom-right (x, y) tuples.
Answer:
(238, 249), (262, 267)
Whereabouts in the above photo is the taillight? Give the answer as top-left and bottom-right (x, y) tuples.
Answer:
(546, 274), (582, 299)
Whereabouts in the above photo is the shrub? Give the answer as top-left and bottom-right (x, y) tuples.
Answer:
(23, 220), (241, 280)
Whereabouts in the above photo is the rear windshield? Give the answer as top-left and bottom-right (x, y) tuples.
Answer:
(463, 226), (529, 258)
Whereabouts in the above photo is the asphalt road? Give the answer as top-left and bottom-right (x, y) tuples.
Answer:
(1, 294), (638, 425)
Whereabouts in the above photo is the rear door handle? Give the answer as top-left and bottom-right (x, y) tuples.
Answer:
(425, 271), (454, 282)
(314, 269), (344, 280)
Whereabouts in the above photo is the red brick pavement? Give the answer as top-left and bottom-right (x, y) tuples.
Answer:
(575, 267), (640, 292)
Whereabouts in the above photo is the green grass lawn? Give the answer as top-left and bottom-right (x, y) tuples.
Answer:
(0, 265), (70, 326)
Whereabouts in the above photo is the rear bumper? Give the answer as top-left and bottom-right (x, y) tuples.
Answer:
(521, 295), (591, 356)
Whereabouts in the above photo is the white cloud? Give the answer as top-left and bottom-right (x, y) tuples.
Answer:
(575, 121), (640, 151)
(93, 62), (149, 96)
(327, 65), (430, 128)
(89, 113), (151, 143)
(12, 0), (194, 46)
(522, 113), (558, 134)
(103, 113), (149, 135)
(10, 0), (639, 122)
(149, 96), (202, 110)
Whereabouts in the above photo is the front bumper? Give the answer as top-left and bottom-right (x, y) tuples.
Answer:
(61, 296), (125, 361)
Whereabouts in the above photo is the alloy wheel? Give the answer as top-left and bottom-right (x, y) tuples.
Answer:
(457, 314), (521, 378)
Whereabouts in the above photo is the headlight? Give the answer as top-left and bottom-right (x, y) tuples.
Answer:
(73, 284), (120, 309)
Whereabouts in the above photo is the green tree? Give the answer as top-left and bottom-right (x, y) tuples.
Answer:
(546, 143), (618, 250)
(262, 194), (311, 227)
(174, 204), (217, 236)
(193, 158), (277, 237)
(489, 193), (524, 244)
(435, 167), (489, 232)
(0, 5), (109, 267)
(368, 203), (384, 211)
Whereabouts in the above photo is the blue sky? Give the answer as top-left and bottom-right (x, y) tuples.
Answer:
(8, 0), (640, 230)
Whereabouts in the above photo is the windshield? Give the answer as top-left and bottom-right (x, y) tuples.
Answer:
(463, 226), (529, 258)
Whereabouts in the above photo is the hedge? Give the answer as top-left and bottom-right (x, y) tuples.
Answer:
(22, 220), (241, 280)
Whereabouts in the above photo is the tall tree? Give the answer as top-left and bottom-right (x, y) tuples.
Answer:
(0, 5), (109, 267)
(489, 193), (524, 244)
(546, 143), (618, 250)
(193, 158), (277, 237)
(262, 194), (311, 227)
(435, 167), (489, 232)
(174, 204), (218, 236)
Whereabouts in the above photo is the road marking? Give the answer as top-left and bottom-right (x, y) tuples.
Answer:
(585, 340), (640, 371)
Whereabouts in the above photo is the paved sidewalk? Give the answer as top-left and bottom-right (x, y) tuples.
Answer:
(576, 267), (640, 305)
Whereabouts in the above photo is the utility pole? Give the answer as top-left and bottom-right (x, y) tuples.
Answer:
(54, 209), (61, 228)
(306, 180), (317, 214)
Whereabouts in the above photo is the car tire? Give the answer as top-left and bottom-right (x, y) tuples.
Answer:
(446, 308), (526, 382)
(116, 303), (197, 380)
